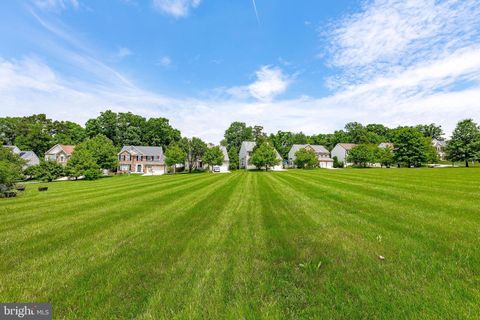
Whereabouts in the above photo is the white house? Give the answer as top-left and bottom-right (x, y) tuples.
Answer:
(239, 141), (256, 170)
(215, 146), (230, 173)
(331, 143), (357, 166)
(288, 144), (333, 168)
(271, 149), (284, 171)
(239, 141), (283, 170)
(432, 139), (447, 161)
(2, 145), (40, 168)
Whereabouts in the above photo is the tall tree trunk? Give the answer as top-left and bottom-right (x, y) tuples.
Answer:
(465, 160), (469, 167)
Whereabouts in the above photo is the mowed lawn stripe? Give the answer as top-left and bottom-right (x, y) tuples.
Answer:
(0, 173), (222, 250)
(0, 173), (208, 222)
(269, 170), (479, 318)
(1, 169), (479, 319)
(47, 173), (242, 319)
(0, 174), (227, 274)
(1, 173), (239, 313)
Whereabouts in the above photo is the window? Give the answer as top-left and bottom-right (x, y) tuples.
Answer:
(60, 155), (64, 162)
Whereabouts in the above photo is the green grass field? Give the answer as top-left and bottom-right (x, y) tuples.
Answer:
(1, 169), (479, 319)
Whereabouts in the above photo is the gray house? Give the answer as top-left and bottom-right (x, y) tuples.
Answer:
(3, 145), (40, 168)
(331, 143), (357, 166)
(239, 141), (256, 170)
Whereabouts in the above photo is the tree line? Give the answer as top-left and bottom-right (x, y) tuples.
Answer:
(1, 110), (480, 192)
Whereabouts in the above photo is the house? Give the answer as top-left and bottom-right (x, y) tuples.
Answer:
(378, 142), (394, 149)
(118, 146), (166, 175)
(331, 143), (357, 166)
(45, 144), (75, 165)
(239, 141), (283, 170)
(239, 141), (256, 170)
(2, 145), (40, 168)
(215, 146), (230, 172)
(432, 139), (447, 161)
(271, 149), (284, 171)
(288, 144), (333, 168)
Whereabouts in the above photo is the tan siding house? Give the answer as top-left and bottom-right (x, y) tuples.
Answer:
(118, 146), (166, 175)
(44, 144), (75, 165)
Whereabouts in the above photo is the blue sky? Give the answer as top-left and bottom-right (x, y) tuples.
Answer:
(1, 0), (480, 142)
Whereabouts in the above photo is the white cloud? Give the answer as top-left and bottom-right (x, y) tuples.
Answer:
(31, 0), (79, 11)
(325, 0), (480, 87)
(156, 56), (172, 67)
(117, 47), (133, 59)
(3, 1), (480, 144)
(152, 0), (201, 18)
(227, 66), (291, 102)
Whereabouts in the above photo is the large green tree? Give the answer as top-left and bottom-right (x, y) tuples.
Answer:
(203, 146), (225, 171)
(294, 148), (318, 169)
(228, 145), (239, 170)
(251, 142), (280, 171)
(165, 143), (187, 174)
(416, 123), (444, 141)
(347, 144), (375, 167)
(391, 127), (430, 167)
(179, 137), (208, 172)
(224, 122), (253, 152)
(446, 119), (480, 167)
(75, 135), (118, 171)
(66, 149), (101, 180)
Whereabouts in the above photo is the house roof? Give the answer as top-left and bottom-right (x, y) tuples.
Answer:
(432, 139), (446, 147)
(2, 145), (21, 154)
(337, 143), (357, 150)
(240, 141), (256, 152)
(119, 146), (164, 156)
(45, 144), (75, 155)
(220, 146), (229, 162)
(290, 144), (329, 154)
(60, 145), (75, 155)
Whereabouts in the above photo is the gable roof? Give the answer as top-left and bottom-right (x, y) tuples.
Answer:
(240, 141), (256, 152)
(220, 146), (229, 162)
(45, 144), (75, 155)
(337, 143), (357, 151)
(119, 145), (164, 156)
(432, 139), (446, 147)
(290, 144), (329, 154)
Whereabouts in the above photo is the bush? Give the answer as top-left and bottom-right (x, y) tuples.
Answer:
(333, 156), (344, 168)
(84, 169), (101, 180)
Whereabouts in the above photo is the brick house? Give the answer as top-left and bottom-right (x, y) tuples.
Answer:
(118, 146), (166, 175)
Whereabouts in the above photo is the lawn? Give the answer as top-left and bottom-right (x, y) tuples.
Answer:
(1, 169), (479, 319)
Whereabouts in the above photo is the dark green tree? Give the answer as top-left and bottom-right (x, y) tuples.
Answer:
(228, 145), (239, 170)
(203, 146), (225, 171)
(224, 122), (253, 151)
(347, 144), (375, 167)
(391, 127), (430, 167)
(416, 123), (444, 141)
(446, 119), (480, 167)
(66, 148), (101, 180)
